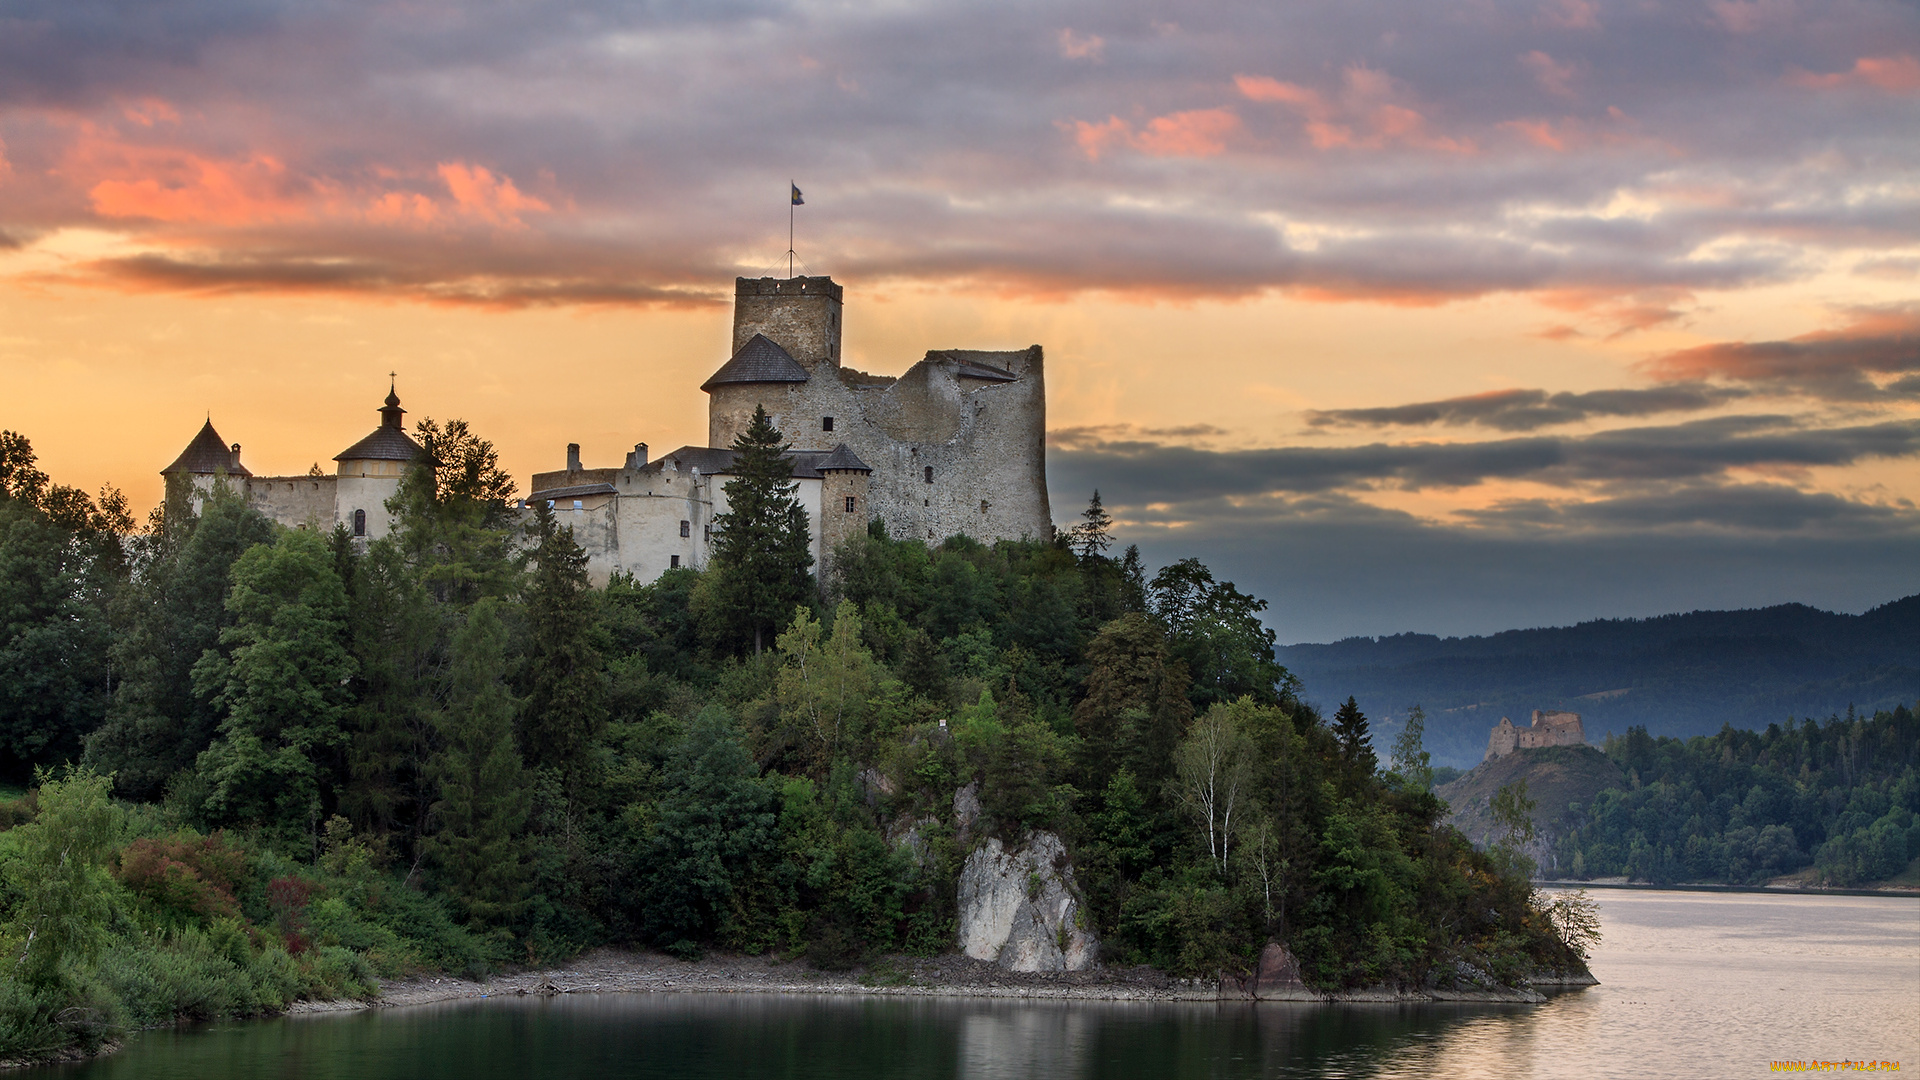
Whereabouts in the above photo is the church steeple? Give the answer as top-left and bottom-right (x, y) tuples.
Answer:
(379, 375), (405, 430)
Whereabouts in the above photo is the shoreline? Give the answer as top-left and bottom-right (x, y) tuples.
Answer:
(1537, 879), (1920, 898)
(287, 947), (1577, 1016)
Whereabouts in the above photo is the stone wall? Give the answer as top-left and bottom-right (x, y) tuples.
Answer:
(1485, 709), (1588, 760)
(244, 475), (338, 531)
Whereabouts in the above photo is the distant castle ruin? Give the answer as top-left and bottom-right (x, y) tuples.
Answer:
(160, 275), (1051, 580)
(1485, 710), (1586, 760)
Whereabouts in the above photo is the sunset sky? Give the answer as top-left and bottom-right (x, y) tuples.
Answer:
(2, 0), (1916, 641)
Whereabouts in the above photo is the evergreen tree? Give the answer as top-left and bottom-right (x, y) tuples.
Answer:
(425, 599), (532, 927)
(0, 433), (131, 778)
(520, 503), (607, 782)
(706, 406), (814, 654)
(1074, 612), (1193, 792)
(386, 422), (519, 608)
(1331, 696), (1378, 784)
(341, 535), (442, 844)
(1070, 490), (1113, 561)
(191, 528), (357, 840)
(87, 480), (278, 798)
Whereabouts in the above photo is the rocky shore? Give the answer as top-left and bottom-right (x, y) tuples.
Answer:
(286, 945), (1576, 1015)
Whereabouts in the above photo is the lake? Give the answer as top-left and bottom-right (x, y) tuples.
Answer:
(26, 890), (1919, 1079)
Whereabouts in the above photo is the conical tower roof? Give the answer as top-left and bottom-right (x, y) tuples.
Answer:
(162, 419), (251, 477)
(335, 382), (425, 463)
(701, 333), (810, 392)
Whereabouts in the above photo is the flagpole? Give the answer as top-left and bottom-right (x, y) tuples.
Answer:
(788, 180), (795, 279)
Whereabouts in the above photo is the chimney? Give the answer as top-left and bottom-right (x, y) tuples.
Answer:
(229, 443), (242, 469)
(624, 442), (649, 471)
(566, 443), (581, 472)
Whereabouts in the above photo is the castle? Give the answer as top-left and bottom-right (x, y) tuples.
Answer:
(160, 275), (1051, 579)
(1485, 710), (1587, 760)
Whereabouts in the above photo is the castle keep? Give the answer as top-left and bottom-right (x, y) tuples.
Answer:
(160, 276), (1051, 580)
(1485, 710), (1587, 760)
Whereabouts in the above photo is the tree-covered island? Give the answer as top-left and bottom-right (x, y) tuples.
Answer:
(0, 415), (1592, 1064)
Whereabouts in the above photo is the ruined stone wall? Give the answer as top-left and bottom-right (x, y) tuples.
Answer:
(1486, 718), (1519, 760)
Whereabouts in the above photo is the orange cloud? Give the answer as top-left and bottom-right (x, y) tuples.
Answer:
(88, 151), (319, 225)
(1791, 54), (1920, 93)
(1071, 109), (1240, 160)
(436, 162), (550, 226)
(1502, 118), (1567, 151)
(1643, 306), (1920, 384)
(1236, 68), (1474, 154)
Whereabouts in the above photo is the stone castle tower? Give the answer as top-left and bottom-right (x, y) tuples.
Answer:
(702, 276), (1051, 546)
(1485, 710), (1587, 760)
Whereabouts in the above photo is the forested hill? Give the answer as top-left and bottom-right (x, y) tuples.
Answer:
(1277, 596), (1920, 768)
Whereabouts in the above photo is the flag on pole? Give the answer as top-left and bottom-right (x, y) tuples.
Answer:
(791, 183), (804, 206)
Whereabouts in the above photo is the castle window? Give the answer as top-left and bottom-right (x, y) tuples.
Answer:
(352, 509), (366, 537)
(680, 520), (691, 538)
(822, 416), (834, 432)
(572, 500), (583, 511)
(844, 496), (856, 513)
(704, 525), (711, 541)
(670, 555), (680, 569)
(924, 466), (934, 483)
(980, 500), (989, 514)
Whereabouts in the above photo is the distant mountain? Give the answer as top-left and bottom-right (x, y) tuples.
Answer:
(1278, 594), (1920, 768)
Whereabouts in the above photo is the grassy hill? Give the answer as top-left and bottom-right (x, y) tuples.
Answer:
(1436, 745), (1627, 875)
(1280, 594), (1920, 767)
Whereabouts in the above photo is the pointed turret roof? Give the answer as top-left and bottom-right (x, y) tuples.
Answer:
(335, 381), (425, 463)
(162, 419), (251, 477)
(701, 333), (810, 392)
(815, 443), (871, 473)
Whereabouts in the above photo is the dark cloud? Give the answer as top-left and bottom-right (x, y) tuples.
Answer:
(0, 0), (1913, 312)
(1052, 416), (1920, 500)
(1642, 305), (1920, 400)
(1305, 383), (1749, 431)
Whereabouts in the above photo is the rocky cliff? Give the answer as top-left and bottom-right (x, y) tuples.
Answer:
(955, 832), (1099, 972)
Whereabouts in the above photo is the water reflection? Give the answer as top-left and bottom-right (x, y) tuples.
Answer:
(27, 892), (1918, 1080)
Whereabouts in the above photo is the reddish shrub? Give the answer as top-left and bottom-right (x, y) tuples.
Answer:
(267, 875), (317, 951)
(117, 832), (247, 920)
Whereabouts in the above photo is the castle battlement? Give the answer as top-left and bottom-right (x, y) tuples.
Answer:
(1485, 709), (1587, 760)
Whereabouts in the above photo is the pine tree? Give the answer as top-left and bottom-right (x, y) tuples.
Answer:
(520, 502), (607, 782)
(1074, 612), (1193, 792)
(1071, 490), (1113, 561)
(1331, 696), (1378, 782)
(707, 406), (814, 654)
(425, 599), (531, 927)
(1389, 704), (1434, 792)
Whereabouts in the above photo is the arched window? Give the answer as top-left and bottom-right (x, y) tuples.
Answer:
(352, 509), (366, 537)
(924, 466), (934, 484)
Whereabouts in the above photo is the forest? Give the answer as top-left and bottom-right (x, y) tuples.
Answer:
(1556, 706), (1920, 887)
(0, 413), (1586, 1062)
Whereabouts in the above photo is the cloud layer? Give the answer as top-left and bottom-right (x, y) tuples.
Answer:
(0, 0), (1914, 316)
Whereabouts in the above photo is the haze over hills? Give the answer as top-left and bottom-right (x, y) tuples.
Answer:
(1278, 595), (1920, 769)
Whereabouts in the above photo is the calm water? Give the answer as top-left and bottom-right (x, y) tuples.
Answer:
(30, 890), (1919, 1079)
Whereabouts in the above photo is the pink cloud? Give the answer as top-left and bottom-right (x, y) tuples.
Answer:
(436, 162), (550, 225)
(1057, 28), (1104, 61)
(1538, 0), (1600, 30)
(1071, 110), (1240, 159)
(1791, 54), (1920, 93)
(1237, 69), (1473, 153)
(1501, 118), (1567, 151)
(1520, 51), (1578, 96)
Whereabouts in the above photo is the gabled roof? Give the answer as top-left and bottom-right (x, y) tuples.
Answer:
(648, 445), (850, 480)
(334, 425), (425, 463)
(527, 482), (618, 502)
(815, 443), (871, 473)
(162, 419), (252, 477)
(701, 333), (810, 392)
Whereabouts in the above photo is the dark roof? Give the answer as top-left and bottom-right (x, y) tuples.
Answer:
(527, 482), (617, 502)
(650, 445), (850, 480)
(815, 443), (872, 473)
(335, 384), (425, 462)
(701, 334), (810, 392)
(334, 424), (425, 463)
(162, 420), (252, 477)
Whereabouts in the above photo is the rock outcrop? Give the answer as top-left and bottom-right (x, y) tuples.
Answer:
(956, 832), (1098, 972)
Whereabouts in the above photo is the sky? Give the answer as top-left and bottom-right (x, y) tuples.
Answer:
(1, 0), (1916, 643)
